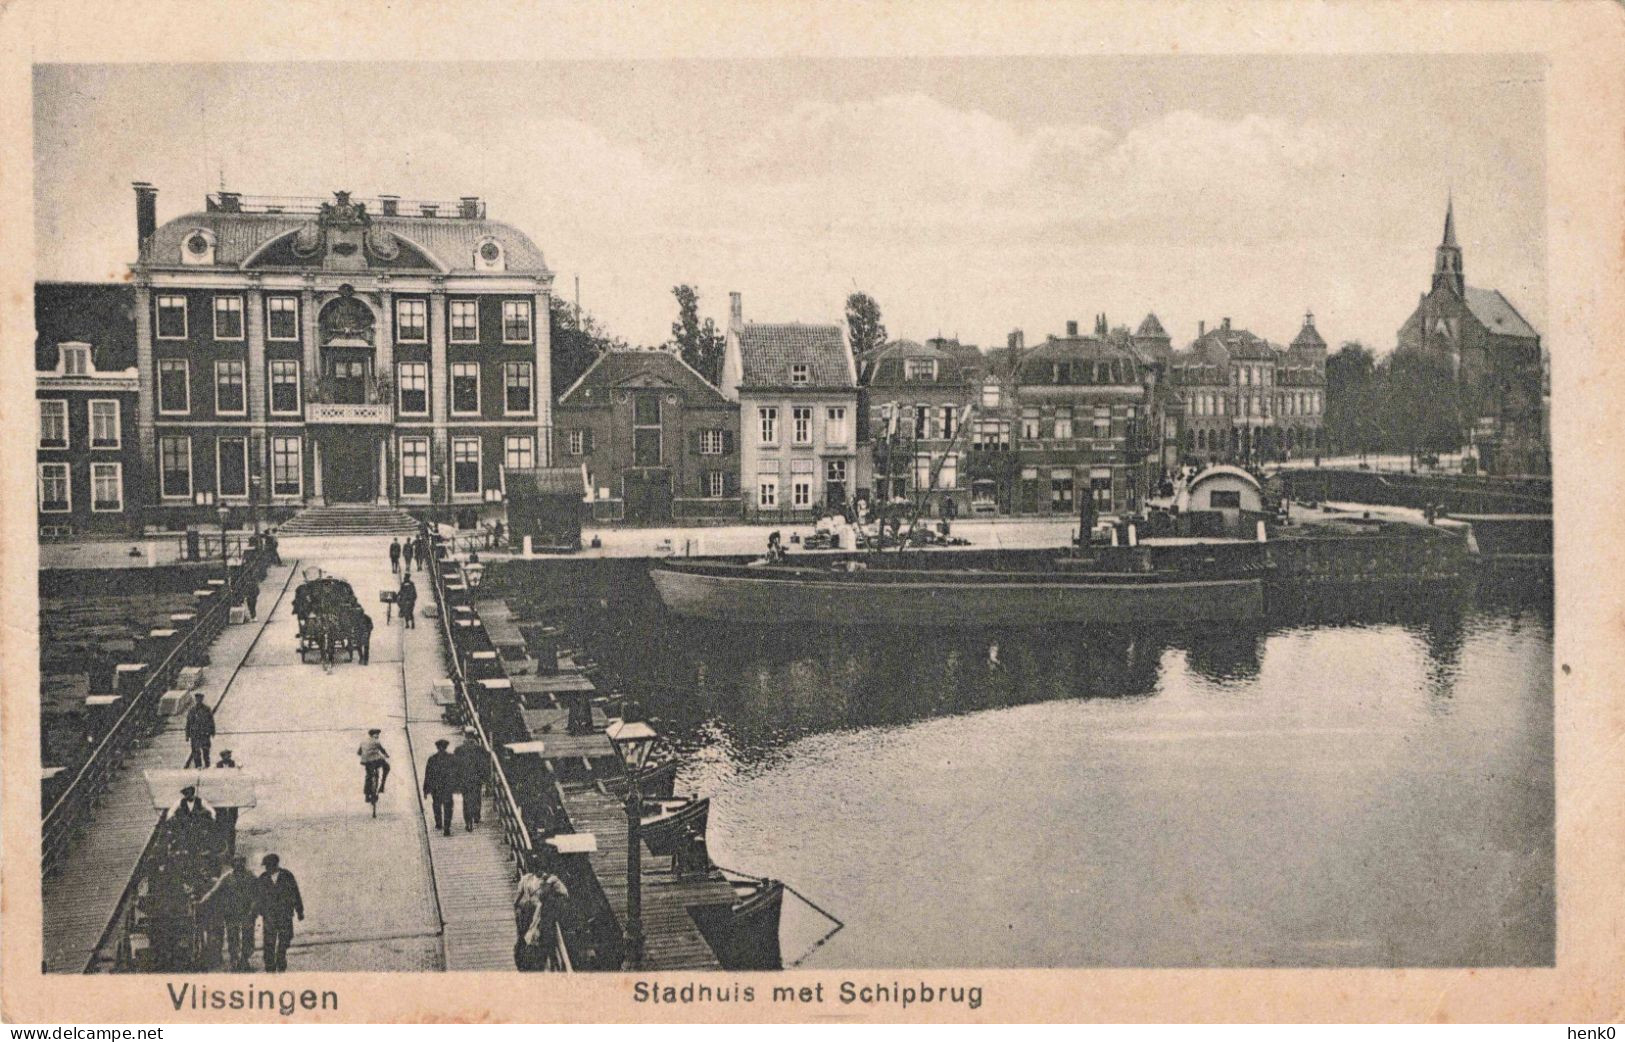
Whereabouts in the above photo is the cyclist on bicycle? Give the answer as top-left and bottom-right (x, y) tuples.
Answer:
(357, 728), (391, 805)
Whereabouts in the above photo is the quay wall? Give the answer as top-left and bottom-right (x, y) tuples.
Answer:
(1281, 468), (1552, 514)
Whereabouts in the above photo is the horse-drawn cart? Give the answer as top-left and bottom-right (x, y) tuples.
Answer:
(292, 571), (366, 663)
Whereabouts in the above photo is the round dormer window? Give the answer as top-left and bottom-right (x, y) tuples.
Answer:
(479, 242), (501, 262)
(186, 233), (210, 256)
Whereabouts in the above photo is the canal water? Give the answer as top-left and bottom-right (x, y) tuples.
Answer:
(564, 581), (1554, 968)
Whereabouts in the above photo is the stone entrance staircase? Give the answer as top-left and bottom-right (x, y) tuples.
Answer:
(275, 504), (420, 538)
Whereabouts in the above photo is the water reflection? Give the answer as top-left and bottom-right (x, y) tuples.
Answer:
(517, 577), (1553, 967)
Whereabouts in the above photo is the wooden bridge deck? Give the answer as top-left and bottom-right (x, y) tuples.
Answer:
(400, 605), (522, 973)
(555, 783), (735, 971)
(41, 563), (298, 973)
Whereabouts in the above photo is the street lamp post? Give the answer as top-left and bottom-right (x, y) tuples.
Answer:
(217, 504), (231, 582)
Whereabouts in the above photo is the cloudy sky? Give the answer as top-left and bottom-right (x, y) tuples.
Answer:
(35, 57), (1543, 353)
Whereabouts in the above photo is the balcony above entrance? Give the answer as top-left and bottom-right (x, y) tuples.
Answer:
(306, 402), (392, 424)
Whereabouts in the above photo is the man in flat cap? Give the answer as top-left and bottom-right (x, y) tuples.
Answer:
(454, 725), (486, 831)
(422, 738), (459, 837)
(256, 853), (303, 973)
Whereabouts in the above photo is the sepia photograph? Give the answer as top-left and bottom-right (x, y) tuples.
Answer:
(2, 0), (1620, 1027)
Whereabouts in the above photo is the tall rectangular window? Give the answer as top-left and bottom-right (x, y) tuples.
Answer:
(937, 453), (958, 490)
(825, 406), (849, 446)
(38, 463), (70, 513)
(452, 437), (481, 494)
(792, 406), (813, 444)
(213, 296), (244, 340)
(399, 437), (429, 497)
(792, 476), (812, 508)
(699, 429), (724, 455)
(62, 345), (90, 375)
(451, 362), (480, 414)
(39, 400), (67, 448)
(1021, 406), (1040, 440)
(158, 359), (190, 414)
(397, 362), (428, 415)
(707, 471), (725, 499)
(504, 434), (535, 471)
(981, 381), (1001, 408)
(449, 300), (479, 343)
(502, 300), (533, 343)
(159, 436), (192, 499)
(757, 464), (779, 509)
(503, 362), (534, 414)
(271, 436), (302, 497)
(90, 400), (120, 448)
(396, 299), (427, 343)
(217, 436), (248, 497)
(91, 462), (123, 512)
(215, 359), (246, 414)
(270, 359), (301, 415)
(567, 429), (587, 456)
(1053, 406), (1073, 440)
(156, 295), (187, 339)
(758, 407), (778, 445)
(914, 405), (930, 440)
(633, 395), (662, 467)
(941, 405), (957, 441)
(1093, 406), (1111, 438)
(267, 296), (299, 340)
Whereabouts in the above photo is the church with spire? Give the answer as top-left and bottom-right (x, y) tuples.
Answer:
(1397, 198), (1545, 474)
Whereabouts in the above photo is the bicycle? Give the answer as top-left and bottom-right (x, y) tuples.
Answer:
(363, 760), (389, 818)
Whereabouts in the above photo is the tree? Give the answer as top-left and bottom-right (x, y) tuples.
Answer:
(1325, 341), (1378, 456)
(845, 292), (887, 359)
(1379, 347), (1463, 460)
(670, 284), (726, 386)
(549, 297), (625, 398)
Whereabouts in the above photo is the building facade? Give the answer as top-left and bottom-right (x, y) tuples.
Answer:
(1165, 314), (1326, 466)
(859, 338), (983, 517)
(35, 283), (142, 534)
(130, 184), (553, 526)
(1396, 199), (1544, 474)
(720, 294), (860, 519)
(1002, 321), (1156, 517)
(554, 347), (741, 523)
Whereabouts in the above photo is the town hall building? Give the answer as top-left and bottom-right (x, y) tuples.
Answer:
(129, 183), (554, 526)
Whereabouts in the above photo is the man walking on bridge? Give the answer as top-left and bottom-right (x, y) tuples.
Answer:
(257, 854), (303, 973)
(184, 692), (215, 769)
(200, 854), (258, 972)
(423, 738), (459, 837)
(397, 574), (418, 629)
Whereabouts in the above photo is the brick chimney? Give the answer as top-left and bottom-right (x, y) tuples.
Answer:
(1199, 320), (1205, 337)
(1007, 329), (1025, 351)
(1222, 317), (1231, 332)
(379, 195), (399, 217)
(1066, 320), (1078, 337)
(729, 291), (743, 333)
(133, 182), (157, 255)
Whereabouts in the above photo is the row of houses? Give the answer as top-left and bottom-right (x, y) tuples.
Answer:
(37, 183), (1328, 533)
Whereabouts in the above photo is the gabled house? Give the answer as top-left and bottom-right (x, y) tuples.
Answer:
(554, 347), (740, 523)
(720, 293), (860, 518)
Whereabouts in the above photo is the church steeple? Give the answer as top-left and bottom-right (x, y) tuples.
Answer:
(1433, 194), (1464, 297)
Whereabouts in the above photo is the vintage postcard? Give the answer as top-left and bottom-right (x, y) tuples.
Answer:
(2, 0), (1621, 1025)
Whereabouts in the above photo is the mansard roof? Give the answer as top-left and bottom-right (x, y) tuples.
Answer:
(861, 338), (981, 387)
(141, 196), (549, 276)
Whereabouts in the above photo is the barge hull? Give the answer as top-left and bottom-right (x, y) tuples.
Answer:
(650, 566), (1263, 626)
